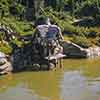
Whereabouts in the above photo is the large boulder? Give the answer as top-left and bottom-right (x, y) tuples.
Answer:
(62, 41), (100, 58)
(62, 41), (88, 58)
(0, 58), (6, 65)
(0, 52), (7, 65)
(85, 46), (100, 57)
(0, 52), (13, 75)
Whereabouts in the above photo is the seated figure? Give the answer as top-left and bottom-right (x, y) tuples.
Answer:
(33, 17), (64, 58)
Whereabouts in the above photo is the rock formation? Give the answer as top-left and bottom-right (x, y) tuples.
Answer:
(62, 41), (100, 58)
(0, 52), (13, 75)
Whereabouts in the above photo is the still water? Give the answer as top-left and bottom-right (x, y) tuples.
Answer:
(0, 58), (100, 100)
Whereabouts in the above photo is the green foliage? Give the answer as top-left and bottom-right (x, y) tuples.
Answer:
(0, 0), (100, 51)
(40, 7), (75, 32)
(9, 2), (25, 17)
(0, 42), (12, 54)
(72, 35), (92, 48)
(1, 17), (34, 35)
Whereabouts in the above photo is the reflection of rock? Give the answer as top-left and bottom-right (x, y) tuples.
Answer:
(0, 52), (13, 75)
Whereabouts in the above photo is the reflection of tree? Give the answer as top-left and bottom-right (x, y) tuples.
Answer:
(81, 58), (100, 78)
(24, 71), (62, 100)
(0, 75), (18, 93)
(0, 71), (63, 100)
(63, 59), (100, 78)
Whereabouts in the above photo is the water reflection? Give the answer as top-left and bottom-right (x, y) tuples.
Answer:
(0, 58), (100, 100)
(60, 71), (100, 100)
(87, 77), (100, 94)
(0, 84), (40, 100)
(0, 71), (62, 100)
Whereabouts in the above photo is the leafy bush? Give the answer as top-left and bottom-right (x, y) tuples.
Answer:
(72, 35), (92, 48)
(76, 2), (100, 17)
(1, 17), (34, 35)
(0, 42), (12, 54)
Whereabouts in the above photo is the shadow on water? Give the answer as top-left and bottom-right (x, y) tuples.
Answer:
(0, 58), (100, 100)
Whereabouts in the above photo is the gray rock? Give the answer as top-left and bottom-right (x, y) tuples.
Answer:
(62, 41), (87, 58)
(0, 58), (6, 65)
(63, 41), (100, 58)
(0, 52), (13, 75)
(85, 46), (100, 57)
(0, 52), (6, 58)
(0, 52), (7, 65)
(0, 62), (13, 75)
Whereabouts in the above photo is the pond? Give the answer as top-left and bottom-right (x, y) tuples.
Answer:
(0, 58), (100, 100)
